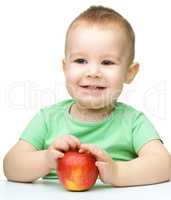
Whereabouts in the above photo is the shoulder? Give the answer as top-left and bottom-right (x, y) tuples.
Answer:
(39, 99), (74, 118)
(116, 101), (142, 117)
(115, 101), (147, 125)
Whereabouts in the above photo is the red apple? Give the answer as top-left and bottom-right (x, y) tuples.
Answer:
(57, 150), (99, 191)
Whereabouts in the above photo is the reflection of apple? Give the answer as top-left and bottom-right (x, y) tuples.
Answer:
(57, 151), (99, 191)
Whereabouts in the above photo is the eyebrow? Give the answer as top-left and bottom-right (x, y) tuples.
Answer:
(69, 52), (87, 58)
(101, 53), (121, 61)
(68, 52), (121, 62)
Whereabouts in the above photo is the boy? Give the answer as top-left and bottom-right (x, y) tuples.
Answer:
(3, 5), (171, 187)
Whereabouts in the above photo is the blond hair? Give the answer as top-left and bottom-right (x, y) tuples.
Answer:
(65, 5), (135, 64)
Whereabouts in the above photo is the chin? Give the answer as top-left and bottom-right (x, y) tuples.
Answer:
(68, 88), (118, 109)
(76, 97), (111, 109)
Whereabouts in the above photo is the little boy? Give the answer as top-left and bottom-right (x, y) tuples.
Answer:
(3, 5), (171, 187)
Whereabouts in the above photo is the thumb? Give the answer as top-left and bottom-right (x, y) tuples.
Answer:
(49, 146), (64, 159)
(95, 161), (109, 184)
(95, 161), (107, 169)
(56, 150), (64, 158)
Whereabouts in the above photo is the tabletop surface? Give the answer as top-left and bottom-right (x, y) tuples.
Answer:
(1, 179), (171, 200)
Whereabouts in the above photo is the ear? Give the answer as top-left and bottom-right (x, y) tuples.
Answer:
(125, 62), (139, 84)
(62, 58), (66, 73)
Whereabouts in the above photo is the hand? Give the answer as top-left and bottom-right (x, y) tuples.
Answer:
(79, 144), (116, 185)
(46, 134), (81, 170)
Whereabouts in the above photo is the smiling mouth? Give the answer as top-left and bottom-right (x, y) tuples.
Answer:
(80, 85), (106, 90)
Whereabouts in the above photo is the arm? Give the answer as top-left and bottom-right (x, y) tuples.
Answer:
(79, 140), (171, 187)
(3, 140), (51, 182)
(3, 135), (80, 183)
(113, 140), (171, 186)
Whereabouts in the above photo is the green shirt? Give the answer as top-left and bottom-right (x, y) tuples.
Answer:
(20, 99), (161, 179)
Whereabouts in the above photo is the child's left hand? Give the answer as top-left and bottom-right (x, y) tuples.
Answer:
(79, 144), (116, 185)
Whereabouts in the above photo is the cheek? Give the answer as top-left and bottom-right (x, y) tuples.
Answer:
(105, 69), (126, 87)
(65, 67), (81, 84)
(105, 71), (125, 99)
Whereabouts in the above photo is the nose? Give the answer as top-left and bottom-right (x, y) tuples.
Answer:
(85, 63), (102, 78)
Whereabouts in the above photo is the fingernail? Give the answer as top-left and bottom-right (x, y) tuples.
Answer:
(79, 149), (83, 153)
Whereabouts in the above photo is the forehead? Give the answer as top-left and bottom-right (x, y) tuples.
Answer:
(66, 23), (128, 57)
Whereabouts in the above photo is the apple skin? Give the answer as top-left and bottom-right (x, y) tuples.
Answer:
(57, 151), (99, 191)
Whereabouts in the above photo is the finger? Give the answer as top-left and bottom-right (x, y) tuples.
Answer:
(63, 135), (81, 150)
(79, 148), (90, 153)
(66, 135), (81, 149)
(79, 144), (100, 159)
(79, 144), (109, 162)
(52, 140), (70, 152)
(79, 144), (96, 153)
(64, 137), (80, 150)
(79, 149), (91, 154)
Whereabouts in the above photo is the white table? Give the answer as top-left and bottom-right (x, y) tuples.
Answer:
(1, 179), (171, 200)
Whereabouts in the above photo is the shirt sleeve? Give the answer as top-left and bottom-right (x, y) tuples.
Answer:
(132, 112), (163, 154)
(19, 109), (48, 150)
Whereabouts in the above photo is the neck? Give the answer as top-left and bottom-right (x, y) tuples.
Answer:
(70, 102), (116, 122)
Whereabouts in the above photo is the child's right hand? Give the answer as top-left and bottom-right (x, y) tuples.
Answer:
(46, 134), (81, 170)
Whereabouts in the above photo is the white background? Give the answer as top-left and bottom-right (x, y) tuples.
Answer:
(0, 0), (171, 180)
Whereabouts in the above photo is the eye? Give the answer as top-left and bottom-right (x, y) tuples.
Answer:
(74, 58), (87, 64)
(101, 60), (115, 65)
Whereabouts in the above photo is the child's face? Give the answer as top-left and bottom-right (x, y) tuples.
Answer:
(63, 23), (136, 109)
